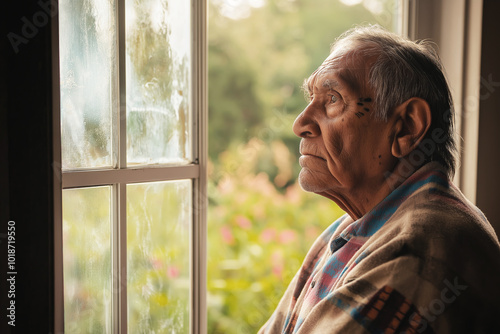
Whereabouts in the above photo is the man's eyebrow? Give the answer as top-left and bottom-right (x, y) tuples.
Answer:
(323, 71), (361, 95)
(303, 70), (358, 95)
(322, 79), (342, 90)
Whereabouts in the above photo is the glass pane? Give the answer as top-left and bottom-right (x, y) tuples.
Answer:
(63, 187), (112, 333)
(59, 0), (117, 169)
(127, 180), (192, 333)
(126, 0), (192, 166)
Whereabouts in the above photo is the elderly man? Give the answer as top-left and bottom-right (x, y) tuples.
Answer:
(259, 26), (500, 333)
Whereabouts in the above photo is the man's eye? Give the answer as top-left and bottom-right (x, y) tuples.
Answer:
(330, 95), (338, 103)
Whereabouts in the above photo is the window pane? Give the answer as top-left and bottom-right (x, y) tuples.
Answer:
(63, 186), (112, 333)
(126, 0), (192, 166)
(59, 0), (117, 169)
(127, 180), (192, 333)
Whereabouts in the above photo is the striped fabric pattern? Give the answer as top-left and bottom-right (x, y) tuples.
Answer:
(259, 163), (500, 334)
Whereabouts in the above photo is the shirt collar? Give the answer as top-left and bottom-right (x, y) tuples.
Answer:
(338, 162), (449, 240)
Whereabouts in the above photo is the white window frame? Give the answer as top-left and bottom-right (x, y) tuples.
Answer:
(51, 0), (207, 333)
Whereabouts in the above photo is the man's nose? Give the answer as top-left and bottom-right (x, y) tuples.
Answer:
(292, 103), (320, 138)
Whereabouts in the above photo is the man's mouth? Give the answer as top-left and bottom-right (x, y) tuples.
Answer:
(299, 154), (327, 162)
(300, 151), (326, 161)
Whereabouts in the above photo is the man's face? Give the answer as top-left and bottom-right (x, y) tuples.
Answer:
(293, 49), (395, 200)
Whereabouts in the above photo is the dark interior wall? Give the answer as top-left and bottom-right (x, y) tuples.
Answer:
(0, 12), (10, 334)
(477, 0), (500, 235)
(1, 0), (55, 333)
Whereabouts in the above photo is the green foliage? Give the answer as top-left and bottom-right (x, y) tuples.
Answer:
(208, 41), (265, 158)
(207, 140), (344, 334)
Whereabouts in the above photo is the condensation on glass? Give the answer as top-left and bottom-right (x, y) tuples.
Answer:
(62, 186), (112, 334)
(127, 180), (192, 333)
(59, 0), (117, 170)
(126, 0), (192, 165)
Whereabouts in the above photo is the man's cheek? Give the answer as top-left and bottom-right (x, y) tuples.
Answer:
(326, 137), (344, 157)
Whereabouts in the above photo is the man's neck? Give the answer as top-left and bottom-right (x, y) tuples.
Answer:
(319, 158), (421, 220)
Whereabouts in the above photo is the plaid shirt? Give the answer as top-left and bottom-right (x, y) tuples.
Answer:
(259, 163), (500, 334)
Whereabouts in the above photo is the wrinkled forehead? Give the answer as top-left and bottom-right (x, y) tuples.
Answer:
(306, 42), (371, 95)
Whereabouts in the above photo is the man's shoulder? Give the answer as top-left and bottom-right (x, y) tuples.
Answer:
(392, 178), (497, 245)
(373, 181), (500, 286)
(347, 184), (500, 307)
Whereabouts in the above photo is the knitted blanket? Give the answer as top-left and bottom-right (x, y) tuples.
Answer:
(259, 162), (500, 333)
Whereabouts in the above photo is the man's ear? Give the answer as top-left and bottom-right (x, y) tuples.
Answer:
(390, 97), (431, 158)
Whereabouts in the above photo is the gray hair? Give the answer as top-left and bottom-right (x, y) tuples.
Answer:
(331, 25), (458, 177)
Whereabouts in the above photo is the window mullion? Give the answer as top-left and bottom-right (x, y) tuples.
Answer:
(191, 0), (208, 333)
(118, 0), (127, 170)
(115, 0), (127, 332)
(112, 182), (128, 334)
(62, 165), (200, 188)
(399, 0), (417, 39)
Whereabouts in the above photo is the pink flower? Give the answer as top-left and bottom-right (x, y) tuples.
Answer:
(285, 184), (301, 204)
(259, 228), (276, 243)
(235, 215), (252, 230)
(220, 226), (235, 245)
(218, 176), (235, 195)
(279, 229), (297, 244)
(271, 251), (284, 278)
(151, 258), (163, 269)
(167, 265), (180, 278)
(272, 265), (283, 277)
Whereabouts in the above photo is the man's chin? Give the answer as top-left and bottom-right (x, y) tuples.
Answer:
(297, 173), (328, 194)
